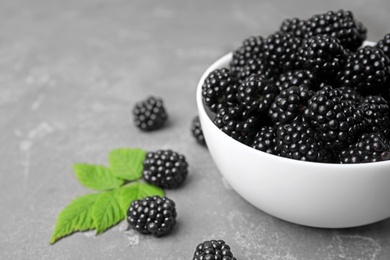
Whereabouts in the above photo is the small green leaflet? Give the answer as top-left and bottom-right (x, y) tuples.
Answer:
(73, 164), (124, 191)
(92, 189), (125, 234)
(108, 148), (146, 181)
(50, 193), (100, 244)
(120, 182), (165, 214)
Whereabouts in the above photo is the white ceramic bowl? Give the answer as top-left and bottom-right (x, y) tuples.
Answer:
(196, 52), (390, 228)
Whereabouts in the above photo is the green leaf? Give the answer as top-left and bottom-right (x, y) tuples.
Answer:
(73, 164), (124, 191)
(92, 189), (125, 234)
(50, 193), (100, 244)
(119, 182), (165, 214)
(108, 148), (146, 181)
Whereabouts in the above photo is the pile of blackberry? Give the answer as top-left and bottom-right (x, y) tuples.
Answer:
(202, 10), (390, 164)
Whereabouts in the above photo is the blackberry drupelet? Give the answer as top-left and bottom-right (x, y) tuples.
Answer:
(276, 121), (331, 162)
(191, 116), (206, 146)
(230, 36), (265, 76)
(237, 74), (278, 114)
(202, 68), (239, 112)
(376, 33), (390, 59)
(213, 106), (258, 145)
(133, 96), (168, 131)
(303, 85), (367, 149)
(263, 32), (303, 76)
(193, 240), (237, 260)
(269, 84), (314, 124)
(358, 95), (390, 135)
(340, 133), (390, 163)
(252, 125), (279, 155)
(279, 17), (308, 38)
(127, 196), (177, 237)
(304, 10), (367, 51)
(143, 150), (188, 189)
(274, 69), (316, 92)
(298, 35), (349, 79)
(338, 46), (390, 94)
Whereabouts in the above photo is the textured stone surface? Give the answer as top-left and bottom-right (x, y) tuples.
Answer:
(1, 0), (390, 259)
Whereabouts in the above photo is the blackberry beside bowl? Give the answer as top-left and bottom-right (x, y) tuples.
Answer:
(196, 52), (390, 228)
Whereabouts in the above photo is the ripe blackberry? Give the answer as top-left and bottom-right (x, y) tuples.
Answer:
(358, 95), (390, 135)
(274, 69), (316, 92)
(252, 125), (279, 155)
(202, 68), (239, 112)
(305, 10), (367, 51)
(338, 46), (390, 94)
(298, 35), (349, 78)
(279, 17), (308, 38)
(143, 150), (188, 189)
(193, 240), (237, 260)
(191, 116), (206, 146)
(376, 33), (390, 59)
(230, 36), (265, 75)
(127, 196), (177, 236)
(276, 121), (331, 162)
(340, 133), (390, 163)
(303, 86), (366, 149)
(338, 86), (362, 105)
(237, 74), (277, 114)
(263, 32), (303, 75)
(269, 84), (314, 124)
(133, 96), (168, 131)
(213, 106), (259, 145)
(235, 58), (273, 82)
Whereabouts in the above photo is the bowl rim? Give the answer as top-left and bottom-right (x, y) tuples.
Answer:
(196, 47), (390, 170)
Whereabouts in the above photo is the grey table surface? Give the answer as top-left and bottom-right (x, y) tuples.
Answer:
(1, 0), (390, 259)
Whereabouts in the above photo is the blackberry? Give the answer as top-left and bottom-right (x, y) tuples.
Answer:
(274, 69), (316, 92)
(305, 10), (367, 51)
(193, 240), (237, 260)
(143, 150), (188, 189)
(213, 106), (259, 145)
(235, 58), (273, 82)
(298, 35), (349, 78)
(230, 36), (265, 75)
(252, 125), (279, 155)
(279, 18), (308, 38)
(202, 68), (239, 112)
(276, 121), (331, 162)
(191, 116), (206, 146)
(263, 32), (303, 75)
(127, 196), (177, 236)
(133, 96), (168, 131)
(338, 46), (390, 94)
(340, 133), (390, 163)
(358, 95), (390, 135)
(303, 86), (366, 149)
(237, 74), (278, 114)
(376, 33), (390, 59)
(338, 86), (362, 105)
(269, 84), (314, 124)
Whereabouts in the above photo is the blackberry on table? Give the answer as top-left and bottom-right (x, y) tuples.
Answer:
(133, 96), (168, 131)
(252, 125), (279, 155)
(127, 196), (177, 237)
(376, 33), (390, 59)
(303, 86), (367, 149)
(337, 46), (390, 94)
(276, 121), (332, 162)
(305, 10), (367, 51)
(143, 150), (188, 189)
(340, 133), (390, 163)
(358, 95), (390, 135)
(230, 35), (265, 76)
(193, 240), (237, 260)
(202, 68), (239, 112)
(269, 84), (314, 124)
(237, 74), (278, 114)
(298, 35), (349, 79)
(263, 32), (303, 75)
(274, 69), (316, 92)
(191, 116), (206, 146)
